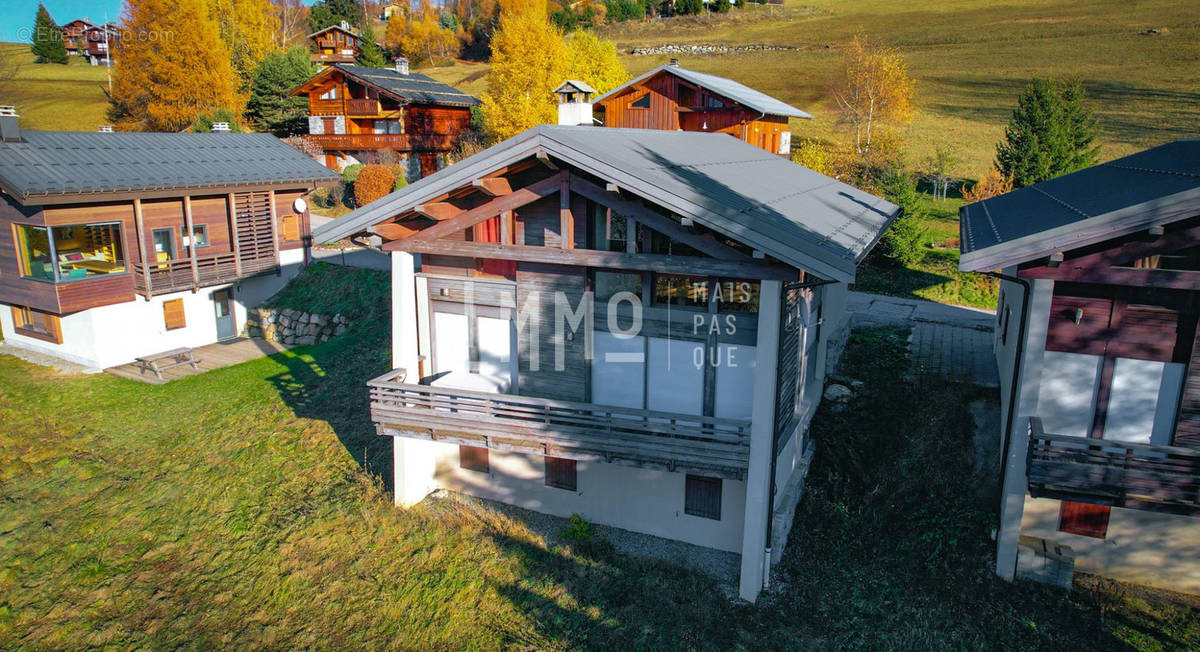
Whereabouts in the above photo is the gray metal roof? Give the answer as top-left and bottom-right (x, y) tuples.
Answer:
(315, 125), (897, 282)
(555, 80), (597, 94)
(0, 130), (339, 204)
(592, 64), (812, 119)
(332, 64), (480, 107)
(959, 139), (1200, 272)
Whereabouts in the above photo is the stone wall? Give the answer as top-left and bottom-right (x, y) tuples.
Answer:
(629, 43), (795, 56)
(244, 308), (349, 346)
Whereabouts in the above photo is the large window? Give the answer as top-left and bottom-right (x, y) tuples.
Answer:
(16, 222), (125, 282)
(11, 305), (62, 343)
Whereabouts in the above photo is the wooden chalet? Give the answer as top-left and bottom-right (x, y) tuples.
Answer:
(0, 114), (338, 370)
(314, 124), (899, 602)
(960, 139), (1200, 595)
(59, 18), (93, 56)
(290, 60), (479, 174)
(591, 61), (812, 156)
(308, 21), (364, 66)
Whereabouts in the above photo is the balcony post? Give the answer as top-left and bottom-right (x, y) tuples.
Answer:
(739, 278), (781, 603)
(133, 197), (152, 297)
(183, 195), (199, 290)
(227, 192), (242, 277)
(391, 250), (434, 507)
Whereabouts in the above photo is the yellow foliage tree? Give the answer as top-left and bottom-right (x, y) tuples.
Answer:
(385, 2), (460, 66)
(110, 0), (243, 131)
(212, 0), (282, 85)
(834, 35), (916, 156)
(962, 169), (1014, 203)
(481, 0), (568, 140)
(565, 30), (626, 95)
(354, 164), (397, 206)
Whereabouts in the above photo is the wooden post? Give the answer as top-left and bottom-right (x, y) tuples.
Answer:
(267, 189), (281, 268)
(183, 195), (199, 290)
(227, 192), (242, 277)
(133, 197), (152, 298)
(559, 174), (573, 250)
(499, 209), (512, 245)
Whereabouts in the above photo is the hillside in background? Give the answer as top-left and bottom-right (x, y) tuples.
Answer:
(0, 42), (111, 131)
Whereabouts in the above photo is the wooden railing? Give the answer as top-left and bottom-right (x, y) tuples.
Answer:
(1027, 417), (1200, 516)
(345, 98), (381, 116)
(133, 250), (276, 296)
(368, 369), (753, 479)
(306, 133), (413, 150)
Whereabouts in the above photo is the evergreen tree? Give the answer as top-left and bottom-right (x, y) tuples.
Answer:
(995, 78), (1099, 188)
(877, 162), (927, 267)
(31, 4), (68, 64)
(676, 0), (703, 15)
(109, 0), (242, 131)
(246, 47), (317, 135)
(713, 0), (732, 13)
(356, 24), (387, 67)
(308, 0), (365, 32)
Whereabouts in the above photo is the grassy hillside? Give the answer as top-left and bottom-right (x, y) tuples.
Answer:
(0, 43), (112, 131)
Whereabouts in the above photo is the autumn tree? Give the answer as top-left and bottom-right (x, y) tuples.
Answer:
(246, 47), (317, 135)
(110, 0), (243, 131)
(271, 0), (308, 47)
(385, 3), (461, 67)
(354, 164), (396, 205)
(212, 0), (282, 86)
(31, 4), (68, 64)
(923, 143), (958, 201)
(834, 35), (915, 157)
(565, 30), (627, 94)
(481, 0), (568, 139)
(962, 169), (1014, 203)
(994, 78), (1099, 188)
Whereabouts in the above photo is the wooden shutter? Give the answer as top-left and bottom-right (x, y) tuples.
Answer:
(11, 306), (62, 344)
(282, 214), (300, 242)
(684, 475), (722, 520)
(544, 457), (577, 491)
(459, 445), (489, 473)
(1058, 501), (1110, 538)
(163, 299), (186, 330)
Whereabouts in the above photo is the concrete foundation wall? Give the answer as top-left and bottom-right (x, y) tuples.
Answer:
(1022, 496), (1200, 595)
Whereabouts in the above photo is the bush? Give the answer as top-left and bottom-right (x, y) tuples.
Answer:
(560, 514), (595, 542)
(341, 163), (363, 184)
(353, 164), (396, 206)
(675, 0), (703, 15)
(713, 0), (731, 12)
(876, 163), (927, 267)
(190, 108), (243, 132)
(792, 138), (837, 177)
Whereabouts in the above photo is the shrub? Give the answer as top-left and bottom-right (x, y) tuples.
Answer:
(341, 163), (363, 184)
(713, 0), (731, 12)
(560, 513), (595, 542)
(792, 138), (837, 177)
(962, 169), (1014, 203)
(353, 164), (396, 206)
(190, 108), (243, 132)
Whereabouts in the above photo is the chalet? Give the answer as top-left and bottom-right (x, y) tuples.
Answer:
(290, 59), (480, 175)
(960, 140), (1200, 595)
(80, 23), (120, 65)
(591, 60), (812, 156)
(308, 21), (364, 66)
(59, 18), (93, 56)
(313, 124), (899, 602)
(0, 113), (339, 370)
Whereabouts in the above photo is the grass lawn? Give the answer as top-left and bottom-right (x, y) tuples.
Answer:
(0, 43), (112, 131)
(1, 264), (1196, 648)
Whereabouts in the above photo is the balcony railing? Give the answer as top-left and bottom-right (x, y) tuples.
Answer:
(306, 133), (412, 150)
(1027, 417), (1200, 516)
(345, 98), (381, 116)
(132, 250), (277, 296)
(368, 369), (753, 479)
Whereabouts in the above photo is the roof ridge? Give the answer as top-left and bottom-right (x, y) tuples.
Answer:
(1102, 162), (1200, 179)
(1030, 185), (1091, 220)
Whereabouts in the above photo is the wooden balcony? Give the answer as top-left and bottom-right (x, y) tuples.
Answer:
(1027, 418), (1200, 516)
(345, 98), (381, 116)
(306, 133), (412, 151)
(368, 369), (753, 479)
(132, 250), (278, 296)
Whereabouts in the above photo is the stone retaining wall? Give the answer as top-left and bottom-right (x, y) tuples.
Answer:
(244, 308), (349, 346)
(629, 43), (795, 55)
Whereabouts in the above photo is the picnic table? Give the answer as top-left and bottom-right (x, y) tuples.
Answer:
(135, 347), (201, 380)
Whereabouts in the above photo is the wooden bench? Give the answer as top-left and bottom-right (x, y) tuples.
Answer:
(135, 347), (201, 380)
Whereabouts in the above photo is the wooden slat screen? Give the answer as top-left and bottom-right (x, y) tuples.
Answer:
(459, 445), (489, 473)
(775, 282), (803, 448)
(11, 306), (63, 344)
(233, 191), (277, 273)
(544, 456), (577, 491)
(162, 299), (186, 330)
(685, 474), (722, 520)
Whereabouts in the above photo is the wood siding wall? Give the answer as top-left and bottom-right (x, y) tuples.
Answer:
(515, 262), (588, 401)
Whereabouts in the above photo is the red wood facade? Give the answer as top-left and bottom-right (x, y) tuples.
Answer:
(310, 24), (361, 65)
(594, 70), (790, 155)
(0, 187), (311, 316)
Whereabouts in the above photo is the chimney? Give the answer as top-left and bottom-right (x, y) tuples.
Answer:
(668, 58), (679, 67)
(0, 106), (20, 143)
(211, 122), (231, 132)
(97, 125), (114, 132)
(394, 57), (409, 75)
(339, 20), (349, 30)
(555, 81), (593, 127)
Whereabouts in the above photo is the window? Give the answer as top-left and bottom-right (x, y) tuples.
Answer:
(685, 475), (722, 520)
(163, 299), (186, 330)
(545, 457), (577, 490)
(183, 224), (209, 249)
(594, 271), (642, 302)
(11, 306), (62, 343)
(319, 85), (339, 100)
(1058, 501), (1110, 538)
(654, 274), (709, 309)
(152, 228), (175, 261)
(590, 203), (629, 252)
(459, 445), (489, 473)
(16, 222), (125, 282)
(630, 93), (650, 109)
(705, 95), (725, 109)
(373, 119), (402, 135)
(714, 279), (759, 313)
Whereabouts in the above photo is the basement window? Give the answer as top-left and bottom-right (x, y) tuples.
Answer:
(685, 475), (722, 520)
(544, 457), (577, 491)
(459, 445), (489, 473)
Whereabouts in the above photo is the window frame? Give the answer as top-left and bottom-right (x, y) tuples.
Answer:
(459, 445), (490, 473)
(544, 456), (577, 491)
(15, 221), (127, 284)
(184, 223), (210, 250)
(684, 474), (722, 520)
(10, 305), (63, 343)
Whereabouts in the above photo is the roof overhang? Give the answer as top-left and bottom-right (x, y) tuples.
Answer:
(592, 65), (813, 120)
(1, 178), (338, 207)
(959, 186), (1200, 272)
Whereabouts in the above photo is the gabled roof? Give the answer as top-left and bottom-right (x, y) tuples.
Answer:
(592, 64), (812, 119)
(0, 131), (339, 205)
(307, 22), (360, 38)
(315, 125), (898, 282)
(291, 64), (480, 107)
(959, 139), (1200, 272)
(555, 80), (596, 95)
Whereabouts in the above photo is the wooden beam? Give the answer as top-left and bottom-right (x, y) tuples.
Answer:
(1019, 264), (1200, 290)
(133, 197), (151, 298)
(415, 202), (462, 221)
(267, 189), (281, 263)
(227, 192), (242, 277)
(472, 177), (512, 197)
(569, 176), (750, 261)
(372, 222), (420, 240)
(560, 174), (573, 250)
(183, 195), (200, 290)
(536, 151), (558, 170)
(389, 172), (565, 246)
(605, 182), (619, 193)
(499, 209), (512, 245)
(385, 240), (798, 280)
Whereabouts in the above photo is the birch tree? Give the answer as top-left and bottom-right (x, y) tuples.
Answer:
(834, 35), (915, 157)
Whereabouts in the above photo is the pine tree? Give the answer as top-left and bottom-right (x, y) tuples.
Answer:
(481, 0), (568, 140)
(565, 30), (627, 94)
(109, 0), (243, 131)
(356, 23), (387, 67)
(994, 78), (1099, 188)
(246, 47), (317, 135)
(308, 0), (365, 32)
(31, 4), (68, 64)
